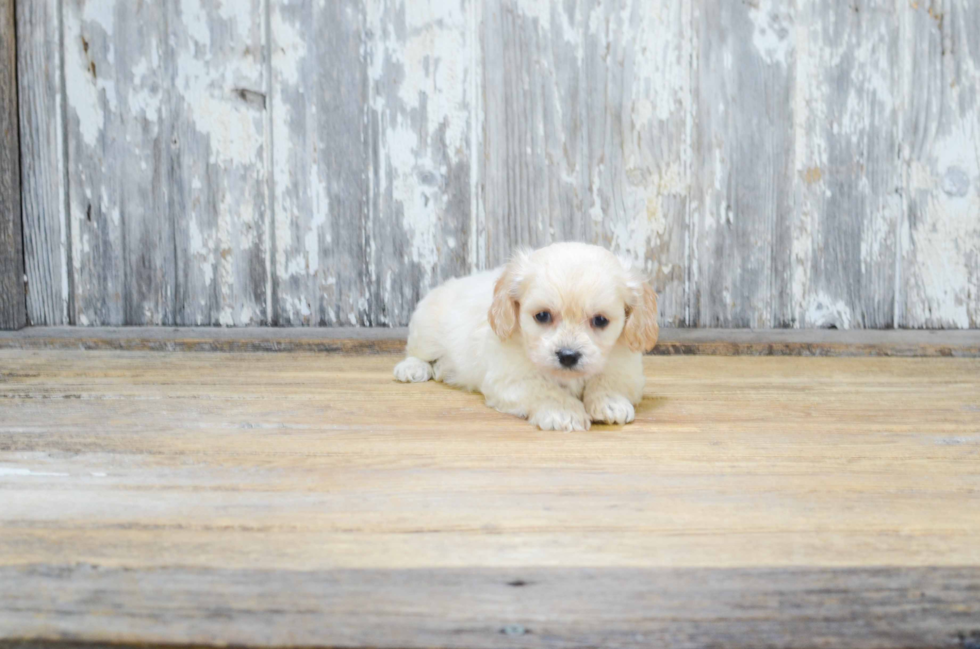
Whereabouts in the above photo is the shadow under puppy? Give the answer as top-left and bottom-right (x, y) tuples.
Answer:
(394, 242), (659, 431)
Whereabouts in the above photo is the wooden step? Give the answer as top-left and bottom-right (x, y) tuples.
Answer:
(1, 348), (979, 648)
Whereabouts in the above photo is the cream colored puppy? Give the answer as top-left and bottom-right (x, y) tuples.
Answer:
(393, 242), (659, 431)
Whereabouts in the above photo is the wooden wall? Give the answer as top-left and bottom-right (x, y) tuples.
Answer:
(1, 0), (25, 330)
(14, 0), (980, 328)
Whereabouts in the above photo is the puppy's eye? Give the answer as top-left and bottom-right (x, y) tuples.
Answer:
(534, 311), (552, 324)
(591, 314), (609, 329)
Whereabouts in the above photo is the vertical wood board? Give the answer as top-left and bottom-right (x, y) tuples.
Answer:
(63, 0), (174, 325)
(17, 0), (70, 325)
(0, 0), (25, 330)
(270, 0), (372, 326)
(691, 0), (795, 328)
(482, 0), (692, 326)
(786, 0), (903, 328)
(170, 0), (270, 326)
(901, 0), (980, 328)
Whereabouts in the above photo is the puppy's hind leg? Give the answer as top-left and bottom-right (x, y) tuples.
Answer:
(394, 357), (434, 383)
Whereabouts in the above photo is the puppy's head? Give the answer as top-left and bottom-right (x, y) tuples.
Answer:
(488, 243), (659, 380)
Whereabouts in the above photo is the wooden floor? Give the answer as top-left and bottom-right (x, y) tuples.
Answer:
(2, 348), (980, 648)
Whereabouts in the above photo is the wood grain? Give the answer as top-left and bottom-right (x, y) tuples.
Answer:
(271, 0), (474, 327)
(901, 0), (980, 328)
(0, 351), (979, 647)
(0, 0), (25, 331)
(691, 0), (794, 328)
(787, 0), (902, 328)
(63, 1), (174, 325)
(482, 0), (691, 326)
(367, 0), (474, 326)
(3, 566), (979, 649)
(271, 0), (372, 326)
(2, 326), (980, 356)
(15, 1), (980, 329)
(169, 0), (270, 326)
(16, 0), (70, 326)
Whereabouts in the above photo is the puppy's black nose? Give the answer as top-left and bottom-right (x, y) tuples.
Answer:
(556, 348), (581, 368)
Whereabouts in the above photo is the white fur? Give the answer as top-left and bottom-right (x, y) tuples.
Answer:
(394, 242), (658, 431)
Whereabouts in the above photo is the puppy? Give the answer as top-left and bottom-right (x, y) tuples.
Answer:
(393, 242), (659, 431)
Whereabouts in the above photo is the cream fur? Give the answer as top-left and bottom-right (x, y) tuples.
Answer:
(393, 242), (659, 431)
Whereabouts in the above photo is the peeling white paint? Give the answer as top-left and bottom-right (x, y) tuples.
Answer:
(219, 306), (235, 327)
(128, 56), (163, 120)
(64, 6), (109, 148)
(806, 292), (854, 329)
(189, 218), (215, 289)
(790, 8), (818, 325)
(367, 0), (472, 287)
(906, 123), (980, 328)
(748, 0), (793, 67)
(40, 0), (980, 330)
(610, 161), (684, 270)
(468, 0), (485, 271)
(174, 1), (264, 166)
(181, 0), (213, 50)
(630, 2), (688, 124)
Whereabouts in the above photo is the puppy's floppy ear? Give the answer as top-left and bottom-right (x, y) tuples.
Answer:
(488, 250), (530, 340)
(621, 267), (660, 353)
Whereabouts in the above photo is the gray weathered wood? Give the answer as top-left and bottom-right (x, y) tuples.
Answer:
(62, 1), (271, 326)
(901, 0), (980, 328)
(270, 0), (372, 326)
(17, 0), (70, 326)
(0, 0), (25, 330)
(482, 0), (691, 326)
(786, 0), (903, 328)
(63, 1), (174, 325)
(691, 0), (795, 328)
(16, 0), (980, 329)
(271, 0), (473, 327)
(366, 0), (473, 326)
(2, 565), (979, 649)
(169, 0), (270, 326)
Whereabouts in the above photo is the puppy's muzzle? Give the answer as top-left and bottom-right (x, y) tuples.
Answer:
(556, 348), (582, 368)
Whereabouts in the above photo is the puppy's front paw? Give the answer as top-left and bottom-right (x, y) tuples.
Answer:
(529, 404), (591, 432)
(586, 394), (635, 425)
(394, 357), (434, 383)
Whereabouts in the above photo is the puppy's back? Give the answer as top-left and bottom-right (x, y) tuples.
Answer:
(405, 268), (502, 382)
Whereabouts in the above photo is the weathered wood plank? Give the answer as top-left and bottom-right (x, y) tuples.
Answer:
(17, 0), (70, 326)
(786, 0), (903, 328)
(901, 0), (980, 328)
(0, 351), (979, 646)
(2, 326), (980, 356)
(63, 1), (272, 326)
(366, 0), (473, 326)
(271, 0), (372, 326)
(15, 0), (980, 330)
(169, 0), (270, 326)
(0, 0), (24, 331)
(272, 0), (474, 327)
(482, 0), (691, 326)
(63, 1), (174, 325)
(691, 0), (795, 328)
(2, 565), (979, 649)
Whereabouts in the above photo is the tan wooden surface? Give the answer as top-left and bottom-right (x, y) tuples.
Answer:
(1, 351), (980, 648)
